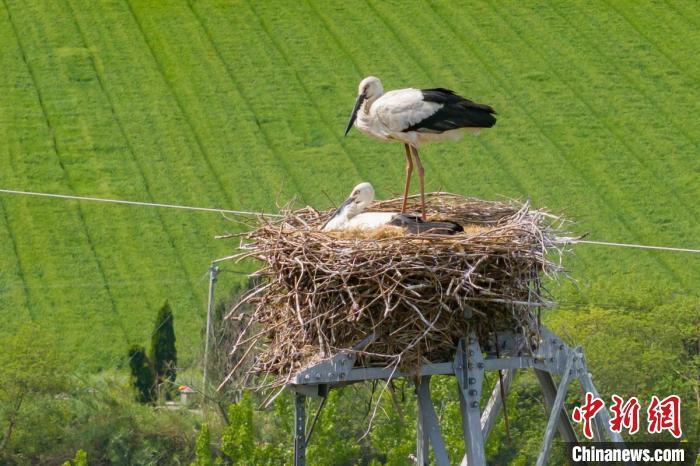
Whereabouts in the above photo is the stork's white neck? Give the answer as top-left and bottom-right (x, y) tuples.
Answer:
(356, 96), (387, 141)
(362, 91), (382, 115)
(322, 199), (364, 231)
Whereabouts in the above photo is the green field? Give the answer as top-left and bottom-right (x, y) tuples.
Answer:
(0, 0), (698, 375)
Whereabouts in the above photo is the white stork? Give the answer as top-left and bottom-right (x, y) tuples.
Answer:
(344, 76), (496, 220)
(322, 182), (462, 235)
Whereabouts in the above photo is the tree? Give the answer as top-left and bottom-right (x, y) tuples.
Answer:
(151, 302), (177, 395)
(128, 345), (155, 403)
(0, 325), (68, 459)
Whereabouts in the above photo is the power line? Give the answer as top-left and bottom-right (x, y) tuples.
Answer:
(1, 188), (699, 254)
(0, 188), (283, 218)
(0, 278), (194, 291)
(563, 239), (700, 254)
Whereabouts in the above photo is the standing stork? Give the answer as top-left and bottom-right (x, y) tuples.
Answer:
(344, 76), (496, 220)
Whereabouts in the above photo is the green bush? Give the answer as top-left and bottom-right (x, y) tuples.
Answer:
(1, 371), (199, 465)
(62, 449), (88, 466)
(191, 424), (212, 466)
(221, 394), (255, 462)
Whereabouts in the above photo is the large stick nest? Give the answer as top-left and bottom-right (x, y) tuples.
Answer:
(219, 193), (566, 390)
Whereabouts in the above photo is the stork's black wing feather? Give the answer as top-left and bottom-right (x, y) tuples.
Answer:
(389, 214), (463, 235)
(320, 197), (352, 230)
(403, 88), (497, 133)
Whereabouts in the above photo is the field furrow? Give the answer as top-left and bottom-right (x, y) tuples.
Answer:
(0, 200), (32, 326)
(663, 0), (700, 30)
(603, 0), (699, 83)
(549, 2), (700, 150)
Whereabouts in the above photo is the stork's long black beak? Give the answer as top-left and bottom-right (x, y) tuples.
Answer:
(344, 93), (366, 136)
(337, 195), (355, 213)
(321, 194), (356, 230)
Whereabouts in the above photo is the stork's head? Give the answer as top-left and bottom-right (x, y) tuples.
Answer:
(338, 182), (375, 218)
(358, 76), (383, 100)
(348, 182), (375, 213)
(321, 182), (376, 231)
(344, 76), (384, 136)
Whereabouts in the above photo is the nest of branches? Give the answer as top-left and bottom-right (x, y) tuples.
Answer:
(219, 193), (566, 390)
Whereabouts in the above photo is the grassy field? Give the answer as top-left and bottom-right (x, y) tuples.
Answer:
(0, 0), (698, 372)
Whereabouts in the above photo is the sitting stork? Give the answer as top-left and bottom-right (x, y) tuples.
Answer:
(322, 182), (462, 235)
(344, 76), (496, 220)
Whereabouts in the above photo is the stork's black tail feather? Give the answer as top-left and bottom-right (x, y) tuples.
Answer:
(389, 214), (463, 235)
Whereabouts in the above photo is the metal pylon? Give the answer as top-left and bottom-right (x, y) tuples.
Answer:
(287, 324), (623, 465)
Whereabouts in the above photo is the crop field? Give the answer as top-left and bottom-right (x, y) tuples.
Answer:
(0, 0), (698, 371)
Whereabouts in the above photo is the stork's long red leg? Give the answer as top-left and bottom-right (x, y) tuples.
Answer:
(401, 143), (413, 214)
(411, 146), (426, 220)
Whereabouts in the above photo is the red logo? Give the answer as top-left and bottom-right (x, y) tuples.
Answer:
(609, 395), (641, 435)
(647, 395), (682, 438)
(572, 393), (683, 439)
(571, 392), (605, 439)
